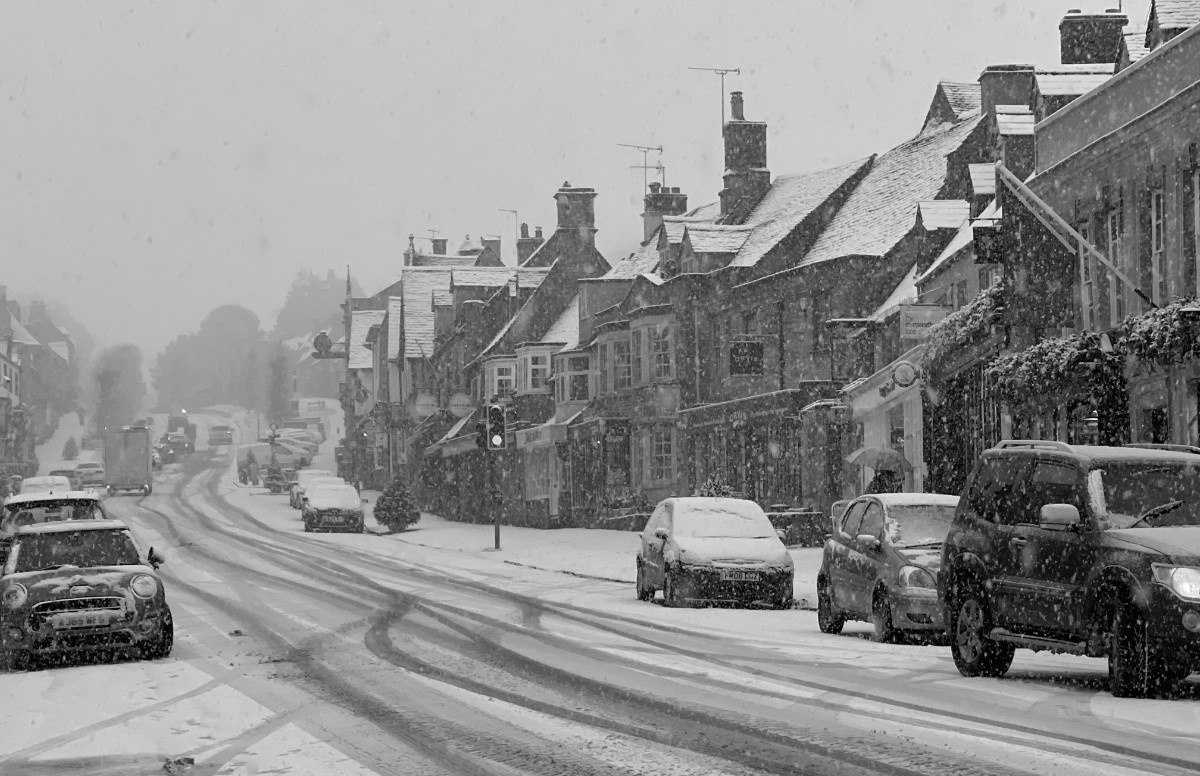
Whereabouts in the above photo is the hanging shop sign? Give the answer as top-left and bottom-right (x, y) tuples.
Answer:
(448, 393), (475, 419)
(899, 305), (952, 340)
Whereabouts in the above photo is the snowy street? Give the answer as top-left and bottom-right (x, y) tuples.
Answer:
(0, 411), (1196, 776)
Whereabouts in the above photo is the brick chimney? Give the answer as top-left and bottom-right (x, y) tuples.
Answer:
(1060, 8), (1127, 65)
(554, 181), (597, 232)
(642, 182), (688, 243)
(719, 91), (770, 221)
(978, 64), (1035, 123)
(431, 237), (448, 255)
(28, 300), (46, 324)
(517, 222), (544, 264)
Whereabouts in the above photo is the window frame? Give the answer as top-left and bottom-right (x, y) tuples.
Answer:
(613, 338), (632, 390)
(649, 325), (673, 381)
(649, 425), (673, 483)
(1079, 220), (1095, 330)
(1107, 206), (1124, 326)
(1151, 189), (1166, 302)
(487, 359), (516, 400)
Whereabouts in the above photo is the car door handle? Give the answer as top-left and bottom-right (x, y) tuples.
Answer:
(1009, 537), (1028, 548)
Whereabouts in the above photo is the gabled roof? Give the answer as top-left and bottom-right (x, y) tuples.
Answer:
(729, 156), (872, 268)
(683, 224), (753, 254)
(941, 82), (982, 118)
(395, 268), (452, 361)
(540, 294), (580, 351)
(5, 315), (39, 346)
(917, 200), (969, 230)
(348, 310), (385, 369)
(800, 115), (984, 267)
(661, 215), (714, 246)
(1035, 64), (1114, 97)
(969, 164), (996, 196)
(603, 239), (662, 279)
(1151, 0), (1200, 34)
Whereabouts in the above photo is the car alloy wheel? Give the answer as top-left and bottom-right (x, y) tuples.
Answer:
(1110, 601), (1187, 698)
(950, 590), (1013, 678)
(817, 578), (844, 634)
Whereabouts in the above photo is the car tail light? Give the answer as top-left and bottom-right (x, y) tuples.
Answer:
(130, 575), (158, 599)
(2, 584), (27, 610)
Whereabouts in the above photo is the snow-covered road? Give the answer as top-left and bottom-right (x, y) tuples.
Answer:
(3, 410), (1200, 775)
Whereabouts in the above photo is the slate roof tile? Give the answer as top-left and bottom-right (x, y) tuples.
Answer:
(684, 224), (753, 254)
(941, 82), (982, 119)
(540, 294), (580, 351)
(450, 267), (551, 289)
(1124, 29), (1151, 62)
(411, 254), (477, 267)
(995, 105), (1034, 136)
(800, 116), (984, 267)
(348, 310), (385, 369)
(1153, 0), (1200, 31)
(969, 164), (996, 196)
(917, 200), (970, 230)
(1035, 69), (1113, 97)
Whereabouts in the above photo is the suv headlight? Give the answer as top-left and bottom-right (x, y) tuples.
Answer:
(2, 584), (28, 610)
(1152, 565), (1200, 601)
(130, 574), (158, 599)
(897, 566), (937, 589)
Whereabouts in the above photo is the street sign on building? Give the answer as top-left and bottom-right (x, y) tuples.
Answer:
(899, 305), (952, 340)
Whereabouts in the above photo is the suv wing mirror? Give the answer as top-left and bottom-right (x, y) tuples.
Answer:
(856, 534), (881, 551)
(1039, 503), (1080, 531)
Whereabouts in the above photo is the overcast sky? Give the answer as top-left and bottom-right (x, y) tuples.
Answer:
(0, 0), (1151, 359)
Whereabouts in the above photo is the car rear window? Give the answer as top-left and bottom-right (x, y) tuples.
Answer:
(673, 501), (775, 539)
(12, 530), (140, 572)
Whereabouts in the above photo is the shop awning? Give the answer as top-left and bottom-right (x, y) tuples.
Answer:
(424, 413), (476, 458)
(515, 409), (584, 448)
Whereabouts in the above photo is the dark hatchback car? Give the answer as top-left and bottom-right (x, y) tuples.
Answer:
(0, 520), (172, 669)
(941, 440), (1200, 698)
(207, 425), (234, 446)
(819, 493), (959, 642)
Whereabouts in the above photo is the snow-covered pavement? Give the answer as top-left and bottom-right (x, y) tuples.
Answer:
(4, 407), (1200, 775)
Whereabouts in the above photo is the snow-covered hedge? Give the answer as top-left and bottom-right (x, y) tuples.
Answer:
(920, 282), (1005, 382)
(1121, 298), (1200, 370)
(986, 331), (1122, 410)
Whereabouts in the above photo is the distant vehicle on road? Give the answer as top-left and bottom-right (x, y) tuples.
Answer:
(636, 497), (794, 609)
(154, 444), (176, 465)
(164, 432), (193, 456)
(103, 426), (154, 496)
(0, 520), (172, 669)
(18, 476), (73, 496)
(302, 483), (364, 533)
(818, 493), (959, 642)
(207, 425), (234, 446)
(73, 462), (106, 489)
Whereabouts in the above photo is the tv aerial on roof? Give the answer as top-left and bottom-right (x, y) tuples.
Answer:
(617, 143), (663, 193)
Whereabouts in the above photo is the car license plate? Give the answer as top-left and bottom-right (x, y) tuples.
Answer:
(719, 569), (761, 582)
(54, 612), (110, 629)
(325, 515), (344, 523)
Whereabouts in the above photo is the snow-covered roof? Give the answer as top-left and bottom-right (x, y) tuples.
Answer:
(434, 413), (473, 445)
(995, 105), (1035, 136)
(348, 310), (384, 369)
(1124, 28), (1151, 62)
(799, 116), (983, 268)
(602, 240), (661, 279)
(48, 341), (71, 362)
(1035, 65), (1114, 97)
(450, 267), (550, 289)
(431, 290), (453, 307)
(1152, 0), (1200, 33)
(411, 253), (477, 268)
(684, 224), (752, 254)
(729, 157), (871, 268)
(661, 215), (714, 246)
(540, 295), (580, 351)
(917, 198), (1000, 284)
(5, 316), (39, 346)
(969, 164), (996, 196)
(940, 82), (982, 119)
(916, 200), (969, 230)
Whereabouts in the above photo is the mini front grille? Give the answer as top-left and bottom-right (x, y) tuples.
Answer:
(33, 597), (124, 615)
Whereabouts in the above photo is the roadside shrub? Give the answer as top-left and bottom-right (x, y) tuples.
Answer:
(694, 475), (735, 498)
(62, 436), (78, 461)
(374, 475), (420, 533)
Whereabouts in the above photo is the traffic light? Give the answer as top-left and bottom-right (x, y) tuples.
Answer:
(485, 404), (507, 450)
(474, 419), (487, 450)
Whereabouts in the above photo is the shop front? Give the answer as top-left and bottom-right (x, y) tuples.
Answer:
(842, 346), (926, 495)
(678, 383), (841, 511)
(514, 413), (576, 525)
(564, 412), (637, 528)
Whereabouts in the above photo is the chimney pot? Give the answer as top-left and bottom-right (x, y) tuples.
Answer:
(535, 226), (543, 239)
(671, 187), (680, 194)
(649, 181), (661, 193)
(730, 91), (745, 121)
(520, 222), (529, 239)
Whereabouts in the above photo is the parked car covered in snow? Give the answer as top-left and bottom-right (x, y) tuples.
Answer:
(290, 468), (334, 509)
(0, 520), (172, 669)
(302, 483), (364, 533)
(1, 492), (108, 540)
(636, 497), (794, 609)
(818, 493), (959, 642)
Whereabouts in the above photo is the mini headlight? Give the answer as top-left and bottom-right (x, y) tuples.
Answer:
(1152, 565), (1200, 600)
(897, 566), (937, 589)
(2, 584), (28, 610)
(130, 574), (158, 599)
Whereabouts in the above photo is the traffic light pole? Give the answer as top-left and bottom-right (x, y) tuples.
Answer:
(491, 451), (501, 550)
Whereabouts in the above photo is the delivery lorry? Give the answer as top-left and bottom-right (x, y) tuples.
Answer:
(103, 425), (154, 495)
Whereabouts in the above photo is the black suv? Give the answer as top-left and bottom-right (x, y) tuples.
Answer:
(940, 440), (1200, 698)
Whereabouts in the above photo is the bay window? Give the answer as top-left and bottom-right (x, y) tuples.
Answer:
(555, 354), (590, 402)
(649, 326), (673, 380)
(486, 359), (515, 400)
(613, 339), (631, 390)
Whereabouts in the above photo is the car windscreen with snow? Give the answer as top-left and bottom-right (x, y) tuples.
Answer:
(1091, 461), (1200, 529)
(883, 505), (956, 548)
(9, 528), (141, 573)
(672, 500), (776, 539)
(1, 497), (107, 538)
(19, 476), (72, 494)
(306, 485), (361, 511)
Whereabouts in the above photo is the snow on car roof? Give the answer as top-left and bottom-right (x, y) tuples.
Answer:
(16, 519), (128, 535)
(867, 493), (959, 507)
(665, 497), (767, 516)
(3, 490), (102, 506)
